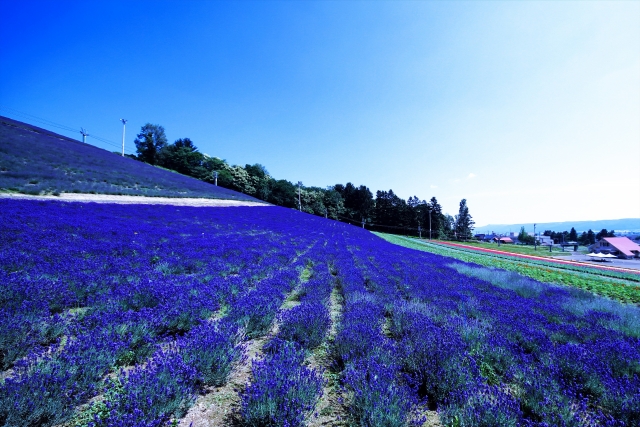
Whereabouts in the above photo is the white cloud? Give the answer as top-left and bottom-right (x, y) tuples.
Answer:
(468, 173), (476, 179)
(430, 184), (437, 189)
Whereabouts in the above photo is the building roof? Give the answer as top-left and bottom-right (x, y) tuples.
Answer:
(602, 237), (640, 257)
(497, 237), (513, 243)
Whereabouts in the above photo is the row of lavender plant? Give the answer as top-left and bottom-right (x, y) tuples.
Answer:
(0, 203), (282, 370)
(240, 259), (333, 426)
(86, 257), (304, 426)
(364, 235), (640, 425)
(84, 231), (314, 425)
(0, 201), (314, 426)
(2, 199), (639, 426)
(330, 245), (416, 426)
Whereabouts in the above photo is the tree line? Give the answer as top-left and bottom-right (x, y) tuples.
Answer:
(542, 228), (615, 246)
(129, 123), (475, 239)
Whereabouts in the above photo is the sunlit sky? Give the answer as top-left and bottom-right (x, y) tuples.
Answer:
(1, 1), (638, 226)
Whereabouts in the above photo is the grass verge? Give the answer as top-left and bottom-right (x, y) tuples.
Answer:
(375, 233), (640, 305)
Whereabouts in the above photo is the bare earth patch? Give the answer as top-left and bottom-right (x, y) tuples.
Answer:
(0, 192), (270, 207)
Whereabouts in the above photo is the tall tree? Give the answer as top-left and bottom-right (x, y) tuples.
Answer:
(569, 227), (578, 242)
(518, 226), (535, 245)
(578, 232), (589, 246)
(322, 188), (344, 219)
(336, 183), (374, 223)
(454, 199), (475, 240)
(244, 163), (271, 200)
(426, 197), (443, 238)
(158, 138), (206, 177)
(444, 214), (455, 238)
(134, 124), (168, 165)
(267, 180), (297, 208)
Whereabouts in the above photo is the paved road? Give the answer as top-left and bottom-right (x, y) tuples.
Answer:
(434, 241), (640, 275)
(0, 192), (270, 207)
(551, 253), (640, 272)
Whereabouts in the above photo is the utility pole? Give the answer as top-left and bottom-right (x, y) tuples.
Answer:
(361, 218), (365, 229)
(534, 223), (537, 251)
(213, 171), (218, 186)
(428, 207), (432, 240)
(418, 225), (422, 239)
(120, 119), (127, 156)
(297, 181), (302, 211)
(80, 128), (89, 143)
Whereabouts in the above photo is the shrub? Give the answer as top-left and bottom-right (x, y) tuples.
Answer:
(89, 350), (198, 427)
(342, 356), (414, 427)
(241, 340), (323, 427)
(277, 302), (330, 350)
(179, 320), (244, 387)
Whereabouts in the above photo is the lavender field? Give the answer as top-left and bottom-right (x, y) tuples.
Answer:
(0, 116), (255, 201)
(1, 199), (639, 427)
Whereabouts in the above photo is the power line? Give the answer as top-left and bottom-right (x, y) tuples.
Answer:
(0, 105), (77, 133)
(0, 105), (135, 154)
(335, 214), (421, 232)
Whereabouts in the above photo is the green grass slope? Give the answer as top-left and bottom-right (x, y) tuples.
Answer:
(376, 232), (640, 304)
(0, 116), (258, 201)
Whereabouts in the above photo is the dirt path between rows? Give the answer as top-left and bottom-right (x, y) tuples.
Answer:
(178, 256), (316, 426)
(305, 283), (347, 427)
(0, 192), (270, 207)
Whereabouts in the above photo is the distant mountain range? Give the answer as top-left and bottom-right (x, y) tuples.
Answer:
(475, 218), (640, 234)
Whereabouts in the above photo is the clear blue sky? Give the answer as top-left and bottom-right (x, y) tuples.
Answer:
(1, 1), (638, 226)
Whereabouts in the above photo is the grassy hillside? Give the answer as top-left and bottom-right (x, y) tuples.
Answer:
(376, 233), (640, 304)
(0, 116), (258, 201)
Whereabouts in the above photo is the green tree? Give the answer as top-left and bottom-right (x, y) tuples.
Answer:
(244, 164), (272, 200)
(201, 156), (234, 187)
(335, 183), (374, 224)
(227, 165), (256, 195)
(375, 189), (409, 227)
(443, 214), (455, 239)
(268, 180), (297, 208)
(569, 227), (578, 242)
(134, 124), (168, 165)
(578, 232), (588, 245)
(454, 199), (475, 240)
(428, 197), (447, 239)
(322, 188), (344, 219)
(300, 188), (326, 215)
(158, 138), (206, 177)
(518, 227), (535, 245)
(518, 226), (528, 242)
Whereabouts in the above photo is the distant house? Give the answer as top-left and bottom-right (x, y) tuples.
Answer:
(479, 233), (497, 242)
(589, 237), (640, 259)
(494, 237), (513, 244)
(536, 235), (553, 245)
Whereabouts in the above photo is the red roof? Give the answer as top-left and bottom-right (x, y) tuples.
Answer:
(498, 237), (513, 243)
(603, 237), (640, 257)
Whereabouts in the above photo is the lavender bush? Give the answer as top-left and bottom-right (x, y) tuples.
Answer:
(241, 340), (323, 427)
(1, 199), (639, 425)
